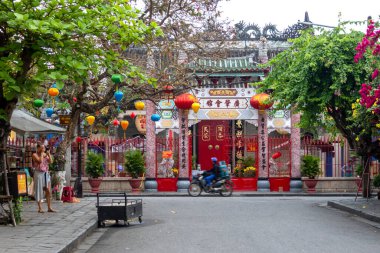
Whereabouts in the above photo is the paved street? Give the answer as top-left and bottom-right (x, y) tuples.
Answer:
(82, 197), (380, 253)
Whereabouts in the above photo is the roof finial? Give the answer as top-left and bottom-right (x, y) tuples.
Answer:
(304, 11), (310, 23)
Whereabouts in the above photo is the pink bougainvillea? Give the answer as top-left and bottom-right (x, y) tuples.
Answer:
(355, 20), (380, 113)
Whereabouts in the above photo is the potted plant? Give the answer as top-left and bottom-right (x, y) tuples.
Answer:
(373, 174), (380, 199)
(301, 155), (321, 193)
(231, 156), (258, 191)
(124, 149), (146, 191)
(85, 151), (105, 193)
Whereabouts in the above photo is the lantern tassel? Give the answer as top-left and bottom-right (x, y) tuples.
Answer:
(124, 131), (126, 139)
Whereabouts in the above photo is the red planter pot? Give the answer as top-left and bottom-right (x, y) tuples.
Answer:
(88, 178), (103, 193)
(157, 178), (178, 192)
(129, 179), (144, 192)
(303, 179), (318, 193)
(269, 177), (290, 192)
(231, 177), (257, 191)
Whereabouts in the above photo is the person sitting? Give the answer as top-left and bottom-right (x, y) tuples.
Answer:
(204, 157), (220, 188)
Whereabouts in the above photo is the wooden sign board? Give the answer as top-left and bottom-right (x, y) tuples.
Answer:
(59, 115), (71, 126)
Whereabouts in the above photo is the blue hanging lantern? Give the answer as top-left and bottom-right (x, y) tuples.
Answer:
(114, 91), (123, 103)
(52, 83), (57, 88)
(151, 114), (161, 122)
(46, 108), (54, 117)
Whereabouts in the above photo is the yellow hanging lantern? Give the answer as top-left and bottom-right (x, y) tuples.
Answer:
(86, 115), (95, 126)
(134, 101), (145, 110)
(191, 102), (200, 113)
(120, 120), (129, 139)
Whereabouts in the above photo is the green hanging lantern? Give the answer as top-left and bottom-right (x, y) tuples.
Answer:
(33, 99), (44, 108)
(111, 74), (122, 84)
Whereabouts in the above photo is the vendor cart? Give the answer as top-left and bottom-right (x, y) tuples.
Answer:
(96, 192), (143, 227)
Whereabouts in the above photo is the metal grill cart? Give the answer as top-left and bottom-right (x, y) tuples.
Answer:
(96, 192), (143, 227)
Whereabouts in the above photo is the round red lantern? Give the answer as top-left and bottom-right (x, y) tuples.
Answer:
(250, 93), (273, 110)
(130, 112), (136, 119)
(76, 137), (82, 143)
(112, 119), (120, 126)
(272, 152), (282, 159)
(174, 93), (198, 110)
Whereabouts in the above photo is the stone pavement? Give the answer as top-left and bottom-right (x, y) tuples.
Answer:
(328, 197), (380, 223)
(1, 192), (379, 253)
(0, 198), (97, 253)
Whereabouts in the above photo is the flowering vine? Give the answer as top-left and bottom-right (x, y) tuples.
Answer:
(355, 20), (380, 115)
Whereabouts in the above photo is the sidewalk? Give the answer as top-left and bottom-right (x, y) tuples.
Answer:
(0, 198), (98, 253)
(327, 197), (380, 223)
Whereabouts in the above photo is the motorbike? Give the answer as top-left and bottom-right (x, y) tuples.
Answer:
(188, 171), (233, 197)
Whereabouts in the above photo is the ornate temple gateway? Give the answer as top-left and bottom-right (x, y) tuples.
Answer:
(143, 17), (312, 192)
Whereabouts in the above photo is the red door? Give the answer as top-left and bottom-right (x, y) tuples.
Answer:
(197, 120), (231, 170)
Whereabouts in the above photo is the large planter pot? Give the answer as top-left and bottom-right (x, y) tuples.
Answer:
(88, 178), (103, 193)
(129, 178), (144, 192)
(303, 178), (318, 193)
(231, 177), (257, 191)
(157, 178), (178, 192)
(269, 177), (290, 192)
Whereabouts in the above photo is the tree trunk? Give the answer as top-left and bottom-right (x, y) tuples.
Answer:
(0, 100), (17, 194)
(54, 109), (81, 173)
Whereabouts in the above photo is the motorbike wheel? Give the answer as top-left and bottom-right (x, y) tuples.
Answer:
(188, 183), (202, 197)
(219, 180), (233, 197)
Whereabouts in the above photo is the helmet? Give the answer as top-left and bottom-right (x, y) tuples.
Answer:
(211, 157), (218, 162)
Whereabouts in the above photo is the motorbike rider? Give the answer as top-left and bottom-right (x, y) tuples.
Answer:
(204, 157), (220, 189)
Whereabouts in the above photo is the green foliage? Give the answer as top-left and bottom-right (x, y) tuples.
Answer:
(0, 0), (160, 115)
(241, 156), (255, 168)
(124, 149), (146, 178)
(260, 24), (375, 155)
(355, 164), (364, 177)
(85, 151), (105, 178)
(373, 174), (380, 188)
(301, 155), (321, 179)
(13, 197), (23, 224)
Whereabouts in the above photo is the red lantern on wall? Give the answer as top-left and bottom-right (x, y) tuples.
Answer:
(272, 152), (282, 159)
(174, 93), (198, 110)
(250, 93), (273, 111)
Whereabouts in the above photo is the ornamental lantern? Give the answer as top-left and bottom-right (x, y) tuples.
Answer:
(46, 108), (54, 118)
(151, 114), (161, 122)
(48, 87), (59, 97)
(121, 120), (129, 130)
(86, 115), (95, 126)
(130, 112), (136, 119)
(161, 85), (174, 101)
(76, 136), (82, 143)
(250, 93), (273, 111)
(191, 102), (201, 113)
(120, 120), (129, 139)
(112, 119), (120, 126)
(272, 152), (282, 159)
(135, 101), (145, 110)
(114, 91), (123, 103)
(174, 93), (198, 110)
(33, 99), (44, 108)
(111, 74), (122, 84)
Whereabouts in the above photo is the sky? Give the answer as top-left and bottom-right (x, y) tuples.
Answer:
(219, 0), (380, 31)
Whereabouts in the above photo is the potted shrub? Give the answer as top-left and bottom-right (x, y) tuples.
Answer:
(231, 156), (258, 191)
(373, 174), (380, 199)
(85, 151), (105, 193)
(125, 149), (146, 191)
(301, 155), (321, 193)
